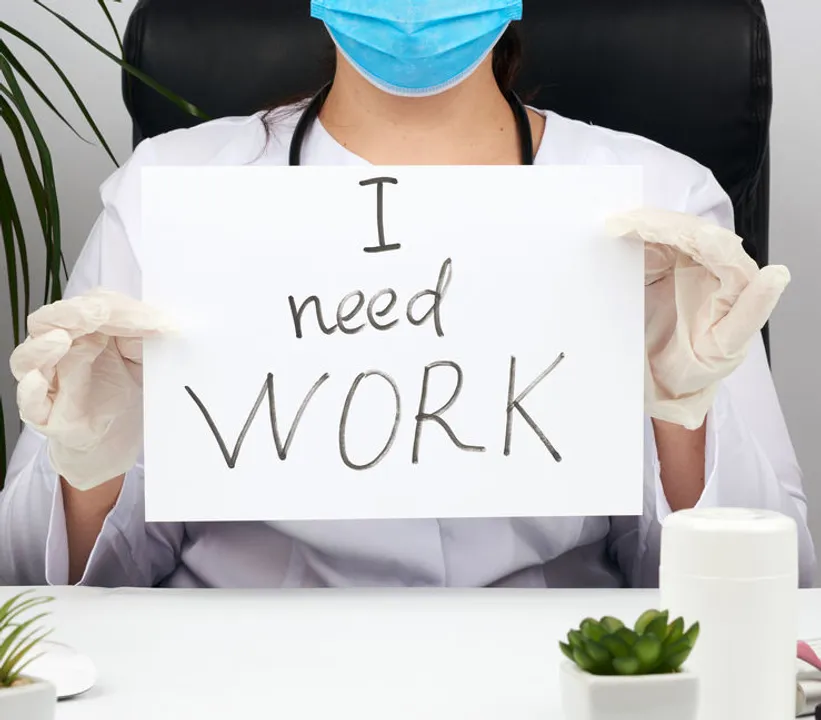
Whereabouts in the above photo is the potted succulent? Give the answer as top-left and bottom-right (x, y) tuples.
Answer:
(0, 591), (56, 720)
(559, 609), (700, 720)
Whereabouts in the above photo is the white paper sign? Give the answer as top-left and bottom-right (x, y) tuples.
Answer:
(140, 166), (644, 522)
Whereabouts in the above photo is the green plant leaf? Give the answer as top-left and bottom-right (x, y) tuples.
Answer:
(664, 617), (685, 646)
(0, 91), (50, 246)
(1, 629), (52, 681)
(634, 634), (663, 671)
(600, 634), (631, 659)
(582, 638), (610, 666)
(645, 612), (669, 640)
(0, 627), (40, 676)
(568, 630), (585, 650)
(0, 151), (32, 332)
(580, 618), (606, 643)
(0, 596), (53, 635)
(559, 641), (574, 662)
(0, 62), (63, 302)
(634, 609), (661, 635)
(600, 616), (624, 634)
(664, 649), (693, 671)
(0, 610), (50, 644)
(0, 38), (91, 144)
(2, 631), (48, 682)
(662, 641), (694, 671)
(94, 0), (123, 55)
(572, 647), (599, 674)
(0, 615), (45, 674)
(0, 91), (44, 325)
(660, 637), (693, 671)
(31, 1), (209, 121)
(0, 25), (118, 165)
(612, 656), (641, 676)
(0, 592), (52, 686)
(0, 155), (20, 346)
(5, 650), (46, 686)
(0, 591), (34, 621)
(684, 622), (700, 647)
(0, 604), (52, 635)
(615, 627), (638, 647)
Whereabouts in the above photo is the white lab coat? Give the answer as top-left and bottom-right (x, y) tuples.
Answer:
(0, 107), (815, 588)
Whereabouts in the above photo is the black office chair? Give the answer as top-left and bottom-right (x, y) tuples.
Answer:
(122, 0), (773, 349)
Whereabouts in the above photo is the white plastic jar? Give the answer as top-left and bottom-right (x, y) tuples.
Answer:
(659, 508), (798, 720)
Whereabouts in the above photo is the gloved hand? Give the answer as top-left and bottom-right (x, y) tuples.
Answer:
(606, 208), (790, 430)
(10, 288), (171, 490)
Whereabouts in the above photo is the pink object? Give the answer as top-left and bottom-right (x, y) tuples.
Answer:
(798, 641), (821, 671)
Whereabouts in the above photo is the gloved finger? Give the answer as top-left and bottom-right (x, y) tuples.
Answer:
(645, 243), (676, 285)
(709, 265), (791, 357)
(86, 289), (175, 338)
(684, 223), (760, 300)
(26, 295), (110, 339)
(27, 289), (174, 339)
(606, 207), (705, 246)
(16, 370), (54, 427)
(607, 208), (758, 294)
(59, 333), (110, 374)
(607, 211), (677, 285)
(9, 328), (72, 381)
(115, 336), (143, 364)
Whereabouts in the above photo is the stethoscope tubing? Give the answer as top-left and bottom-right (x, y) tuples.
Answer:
(288, 81), (535, 167)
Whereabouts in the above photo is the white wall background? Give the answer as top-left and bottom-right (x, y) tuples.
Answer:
(767, 0), (821, 578)
(2, 0), (820, 568)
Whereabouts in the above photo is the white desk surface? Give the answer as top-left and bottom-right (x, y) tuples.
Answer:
(4, 587), (820, 720)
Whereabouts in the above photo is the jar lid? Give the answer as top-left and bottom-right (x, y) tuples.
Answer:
(660, 508), (798, 580)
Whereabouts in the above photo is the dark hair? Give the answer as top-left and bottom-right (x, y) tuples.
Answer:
(262, 24), (524, 128)
(492, 24), (524, 95)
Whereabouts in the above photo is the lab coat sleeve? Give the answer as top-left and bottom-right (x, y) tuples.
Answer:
(0, 140), (184, 587)
(609, 168), (816, 589)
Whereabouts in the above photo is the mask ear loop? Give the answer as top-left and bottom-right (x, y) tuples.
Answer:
(289, 82), (534, 166)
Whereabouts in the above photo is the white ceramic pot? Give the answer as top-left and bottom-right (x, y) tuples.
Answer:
(0, 678), (57, 720)
(559, 662), (698, 720)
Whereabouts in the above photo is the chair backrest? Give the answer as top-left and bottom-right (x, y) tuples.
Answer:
(123, 0), (772, 300)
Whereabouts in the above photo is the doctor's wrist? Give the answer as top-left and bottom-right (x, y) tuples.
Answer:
(61, 475), (124, 584)
(652, 418), (707, 512)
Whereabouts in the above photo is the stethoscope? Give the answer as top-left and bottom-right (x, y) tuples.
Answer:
(288, 81), (535, 166)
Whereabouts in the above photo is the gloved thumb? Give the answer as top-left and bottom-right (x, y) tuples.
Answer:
(711, 264), (791, 357)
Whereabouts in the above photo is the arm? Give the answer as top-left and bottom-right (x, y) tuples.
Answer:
(610, 333), (816, 588)
(0, 425), (125, 585)
(0, 141), (184, 587)
(644, 163), (726, 512)
(0, 429), (182, 587)
(609, 159), (815, 588)
(652, 419), (706, 511)
(62, 476), (124, 584)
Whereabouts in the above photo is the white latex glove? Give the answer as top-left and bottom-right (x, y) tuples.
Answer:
(10, 288), (171, 490)
(606, 208), (790, 430)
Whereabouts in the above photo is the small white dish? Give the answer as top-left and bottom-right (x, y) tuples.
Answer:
(25, 641), (97, 700)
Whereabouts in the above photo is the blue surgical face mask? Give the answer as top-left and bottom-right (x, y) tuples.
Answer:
(310, 1), (523, 97)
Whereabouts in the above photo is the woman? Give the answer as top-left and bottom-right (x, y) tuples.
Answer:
(0, 2), (815, 588)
